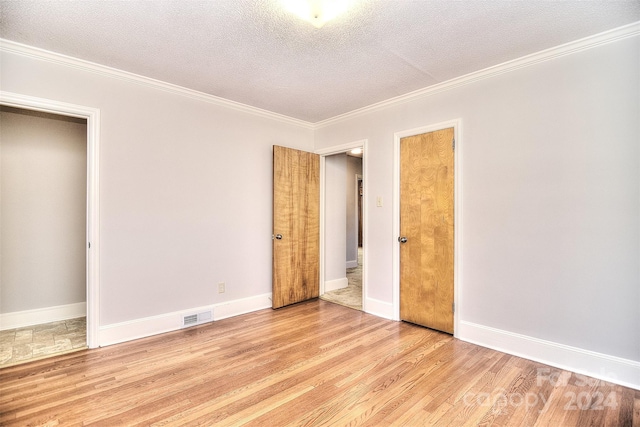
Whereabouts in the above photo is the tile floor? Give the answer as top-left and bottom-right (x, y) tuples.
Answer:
(321, 247), (362, 310)
(0, 317), (86, 367)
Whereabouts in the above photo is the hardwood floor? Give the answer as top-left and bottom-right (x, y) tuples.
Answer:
(1, 300), (637, 426)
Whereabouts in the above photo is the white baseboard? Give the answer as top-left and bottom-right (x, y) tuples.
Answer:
(346, 260), (358, 269)
(325, 277), (348, 292)
(99, 293), (272, 347)
(458, 320), (640, 391)
(0, 302), (86, 330)
(212, 293), (272, 321)
(364, 297), (394, 320)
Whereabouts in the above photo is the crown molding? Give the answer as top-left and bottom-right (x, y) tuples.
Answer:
(0, 39), (315, 130)
(2, 21), (638, 130)
(314, 21), (640, 129)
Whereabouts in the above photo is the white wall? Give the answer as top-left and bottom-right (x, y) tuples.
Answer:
(346, 155), (362, 265)
(324, 154), (347, 283)
(315, 36), (640, 371)
(0, 107), (87, 314)
(0, 49), (314, 329)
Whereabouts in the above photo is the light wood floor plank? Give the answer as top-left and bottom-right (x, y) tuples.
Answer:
(1, 299), (636, 426)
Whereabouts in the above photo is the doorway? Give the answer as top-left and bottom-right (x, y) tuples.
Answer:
(0, 91), (100, 351)
(0, 106), (87, 365)
(317, 141), (366, 312)
(270, 142), (366, 311)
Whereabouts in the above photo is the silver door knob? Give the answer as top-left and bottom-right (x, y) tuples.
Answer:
(275, 234), (283, 240)
(398, 236), (407, 243)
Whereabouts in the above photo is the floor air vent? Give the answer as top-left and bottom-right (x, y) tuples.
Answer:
(182, 310), (213, 328)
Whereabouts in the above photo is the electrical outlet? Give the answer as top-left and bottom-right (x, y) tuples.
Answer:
(218, 282), (225, 293)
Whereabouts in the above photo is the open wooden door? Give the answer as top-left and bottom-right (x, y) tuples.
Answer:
(272, 145), (320, 309)
(399, 128), (455, 333)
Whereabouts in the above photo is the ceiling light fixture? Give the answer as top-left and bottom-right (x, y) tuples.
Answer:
(351, 148), (362, 155)
(282, 0), (353, 28)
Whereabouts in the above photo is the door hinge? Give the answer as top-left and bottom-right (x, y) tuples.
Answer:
(88, 242), (91, 249)
(452, 302), (455, 313)
(452, 138), (455, 151)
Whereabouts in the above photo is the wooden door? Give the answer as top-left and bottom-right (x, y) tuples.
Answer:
(399, 127), (454, 333)
(272, 145), (320, 309)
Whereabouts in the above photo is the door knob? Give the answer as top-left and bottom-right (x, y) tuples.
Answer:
(398, 236), (407, 243)
(275, 234), (283, 240)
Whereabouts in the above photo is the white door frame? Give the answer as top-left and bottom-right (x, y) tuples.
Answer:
(392, 119), (462, 336)
(316, 140), (367, 311)
(0, 91), (101, 348)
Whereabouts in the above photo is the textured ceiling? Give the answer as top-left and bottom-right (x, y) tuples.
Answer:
(1, 1), (639, 123)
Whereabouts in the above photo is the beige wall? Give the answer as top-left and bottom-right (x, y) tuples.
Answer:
(0, 107), (87, 313)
